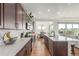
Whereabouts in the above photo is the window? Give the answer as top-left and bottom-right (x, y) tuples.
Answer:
(73, 24), (79, 28)
(67, 24), (72, 29)
(58, 24), (65, 29)
(58, 23), (79, 40)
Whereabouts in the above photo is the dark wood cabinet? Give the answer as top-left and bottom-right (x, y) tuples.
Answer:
(16, 38), (32, 56)
(0, 4), (3, 28)
(44, 36), (68, 56)
(49, 39), (53, 55)
(22, 9), (26, 29)
(0, 4), (1, 25)
(73, 47), (79, 56)
(0, 3), (27, 29)
(3, 3), (24, 29)
(26, 39), (32, 56)
(44, 36), (49, 49)
(3, 3), (16, 29)
(53, 41), (68, 56)
(17, 46), (26, 56)
(15, 4), (23, 29)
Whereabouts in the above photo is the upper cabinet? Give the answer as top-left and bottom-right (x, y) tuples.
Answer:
(0, 4), (3, 28)
(3, 3), (16, 29)
(0, 3), (28, 29)
(22, 10), (26, 29)
(0, 3), (29, 29)
(16, 4), (23, 29)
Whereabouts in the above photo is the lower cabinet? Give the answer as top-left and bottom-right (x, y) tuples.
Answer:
(44, 36), (49, 49)
(44, 36), (68, 56)
(74, 47), (79, 56)
(53, 41), (68, 56)
(49, 39), (53, 55)
(26, 39), (32, 56)
(16, 46), (26, 56)
(16, 39), (32, 56)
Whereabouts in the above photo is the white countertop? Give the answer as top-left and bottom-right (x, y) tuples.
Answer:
(44, 34), (79, 56)
(0, 37), (31, 56)
(45, 34), (79, 41)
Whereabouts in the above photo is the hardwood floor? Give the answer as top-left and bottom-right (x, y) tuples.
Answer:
(31, 38), (50, 56)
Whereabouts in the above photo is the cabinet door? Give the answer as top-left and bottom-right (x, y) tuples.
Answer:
(26, 40), (32, 56)
(44, 36), (49, 49)
(0, 3), (3, 28)
(16, 4), (23, 29)
(17, 46), (26, 56)
(16, 39), (32, 56)
(22, 11), (26, 29)
(0, 3), (1, 25)
(49, 39), (53, 56)
(53, 41), (68, 56)
(4, 3), (16, 29)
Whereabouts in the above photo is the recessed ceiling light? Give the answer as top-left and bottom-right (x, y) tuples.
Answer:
(48, 9), (51, 12)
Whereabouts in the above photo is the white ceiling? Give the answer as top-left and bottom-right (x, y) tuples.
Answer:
(21, 3), (79, 21)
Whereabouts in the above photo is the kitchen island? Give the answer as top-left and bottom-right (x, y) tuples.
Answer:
(0, 37), (32, 56)
(44, 34), (79, 56)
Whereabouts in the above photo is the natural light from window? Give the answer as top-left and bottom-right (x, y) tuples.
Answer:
(67, 24), (72, 29)
(58, 24), (65, 29)
(73, 24), (79, 28)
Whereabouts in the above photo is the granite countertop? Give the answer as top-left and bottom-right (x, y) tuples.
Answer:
(0, 37), (31, 56)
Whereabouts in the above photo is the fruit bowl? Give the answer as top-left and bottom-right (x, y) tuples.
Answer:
(3, 37), (17, 45)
